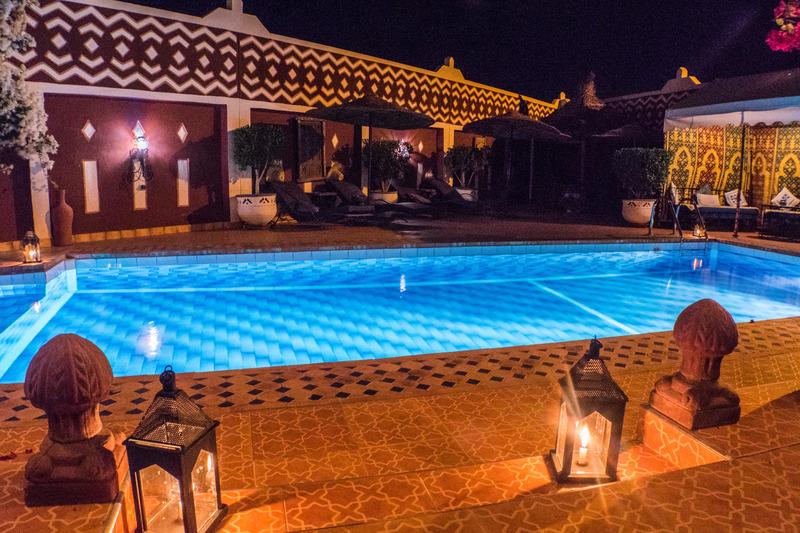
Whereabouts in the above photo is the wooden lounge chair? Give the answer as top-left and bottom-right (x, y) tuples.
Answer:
(324, 178), (432, 217)
(420, 177), (483, 214)
(267, 180), (378, 227)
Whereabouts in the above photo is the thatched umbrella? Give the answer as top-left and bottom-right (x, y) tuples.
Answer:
(305, 90), (434, 195)
(463, 98), (571, 202)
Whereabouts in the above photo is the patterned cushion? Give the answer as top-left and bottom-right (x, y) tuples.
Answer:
(695, 193), (721, 207)
(771, 187), (800, 207)
(724, 189), (748, 207)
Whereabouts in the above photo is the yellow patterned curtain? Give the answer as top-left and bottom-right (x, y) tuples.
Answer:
(664, 124), (800, 206)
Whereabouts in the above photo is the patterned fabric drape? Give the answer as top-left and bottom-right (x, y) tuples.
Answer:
(665, 125), (800, 206)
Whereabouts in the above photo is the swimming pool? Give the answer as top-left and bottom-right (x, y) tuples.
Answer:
(1, 241), (799, 383)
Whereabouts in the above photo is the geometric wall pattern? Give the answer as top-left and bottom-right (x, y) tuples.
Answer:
(18, 0), (238, 97)
(665, 125), (800, 207)
(15, 0), (557, 126)
(605, 90), (696, 132)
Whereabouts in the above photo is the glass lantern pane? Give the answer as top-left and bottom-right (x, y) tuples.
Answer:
(554, 402), (569, 469)
(139, 464), (184, 533)
(571, 411), (611, 478)
(192, 450), (219, 531)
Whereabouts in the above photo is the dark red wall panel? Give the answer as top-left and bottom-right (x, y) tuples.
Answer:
(0, 153), (34, 242)
(44, 94), (227, 234)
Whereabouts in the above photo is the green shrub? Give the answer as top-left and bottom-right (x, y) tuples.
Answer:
(232, 124), (287, 194)
(444, 145), (491, 189)
(613, 148), (670, 199)
(362, 139), (413, 193)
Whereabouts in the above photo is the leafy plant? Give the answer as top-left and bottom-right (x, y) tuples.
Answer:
(0, 0), (58, 180)
(613, 148), (670, 199)
(362, 139), (412, 193)
(232, 123), (287, 194)
(444, 145), (491, 189)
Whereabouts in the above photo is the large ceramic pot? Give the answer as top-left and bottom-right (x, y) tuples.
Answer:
(51, 188), (74, 247)
(236, 194), (278, 227)
(621, 199), (656, 226)
(455, 187), (478, 202)
(369, 191), (398, 204)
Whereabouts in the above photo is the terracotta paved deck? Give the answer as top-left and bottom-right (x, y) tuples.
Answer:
(1, 216), (799, 531)
(0, 317), (799, 532)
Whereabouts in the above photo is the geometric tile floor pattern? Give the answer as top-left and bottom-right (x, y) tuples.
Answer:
(1, 315), (800, 531)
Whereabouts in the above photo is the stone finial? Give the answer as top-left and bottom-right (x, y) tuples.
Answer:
(649, 299), (741, 430)
(24, 335), (124, 506)
(25, 334), (112, 442)
(673, 299), (738, 382)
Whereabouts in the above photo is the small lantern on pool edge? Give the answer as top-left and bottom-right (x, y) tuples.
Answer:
(125, 366), (227, 533)
(22, 231), (41, 264)
(549, 339), (627, 484)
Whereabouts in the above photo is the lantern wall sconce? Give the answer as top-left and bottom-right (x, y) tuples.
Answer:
(22, 230), (42, 264)
(125, 366), (227, 533)
(549, 338), (627, 484)
(129, 121), (153, 189)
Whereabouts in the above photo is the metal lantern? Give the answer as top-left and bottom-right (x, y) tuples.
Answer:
(549, 339), (627, 484)
(125, 367), (227, 533)
(22, 230), (42, 264)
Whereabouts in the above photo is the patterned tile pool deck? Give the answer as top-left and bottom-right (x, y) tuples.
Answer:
(1, 227), (800, 531)
(0, 317), (799, 532)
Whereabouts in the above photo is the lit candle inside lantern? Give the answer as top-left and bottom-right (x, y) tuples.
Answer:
(577, 424), (590, 466)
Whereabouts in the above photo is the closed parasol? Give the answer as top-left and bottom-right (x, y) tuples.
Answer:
(305, 90), (434, 195)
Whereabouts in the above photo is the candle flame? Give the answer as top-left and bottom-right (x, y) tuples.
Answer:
(579, 424), (591, 448)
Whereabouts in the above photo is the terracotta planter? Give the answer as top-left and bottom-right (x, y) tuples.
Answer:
(51, 188), (74, 247)
(621, 199), (656, 226)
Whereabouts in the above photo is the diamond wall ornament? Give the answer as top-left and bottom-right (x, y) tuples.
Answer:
(132, 121), (146, 139)
(84, 37), (99, 54)
(81, 120), (96, 142)
(115, 42), (130, 57)
(331, 133), (339, 150)
(177, 123), (189, 144)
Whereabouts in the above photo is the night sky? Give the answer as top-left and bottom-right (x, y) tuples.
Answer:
(130, 0), (798, 101)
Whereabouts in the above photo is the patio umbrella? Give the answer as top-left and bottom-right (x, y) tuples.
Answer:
(463, 98), (572, 202)
(305, 90), (435, 195)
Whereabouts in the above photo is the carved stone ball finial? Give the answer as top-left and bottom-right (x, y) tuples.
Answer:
(23, 334), (124, 506)
(25, 334), (112, 442)
(649, 299), (741, 430)
(673, 299), (738, 382)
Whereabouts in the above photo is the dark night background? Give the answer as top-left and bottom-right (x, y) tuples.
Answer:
(129, 0), (797, 101)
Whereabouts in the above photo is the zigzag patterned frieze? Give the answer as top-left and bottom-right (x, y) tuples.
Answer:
(17, 0), (556, 125)
(18, 0), (238, 97)
(240, 35), (554, 125)
(606, 90), (695, 130)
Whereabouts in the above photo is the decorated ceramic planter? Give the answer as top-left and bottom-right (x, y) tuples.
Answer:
(236, 194), (277, 226)
(621, 199), (656, 226)
(369, 191), (398, 204)
(455, 187), (478, 202)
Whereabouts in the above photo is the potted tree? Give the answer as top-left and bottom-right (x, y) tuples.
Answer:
(232, 123), (287, 226)
(362, 139), (412, 203)
(1, 0), (60, 243)
(613, 148), (670, 226)
(444, 145), (490, 202)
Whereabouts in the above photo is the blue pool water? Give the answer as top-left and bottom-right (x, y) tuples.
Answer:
(1, 242), (800, 383)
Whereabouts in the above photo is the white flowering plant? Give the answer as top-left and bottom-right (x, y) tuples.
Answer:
(0, 0), (58, 180)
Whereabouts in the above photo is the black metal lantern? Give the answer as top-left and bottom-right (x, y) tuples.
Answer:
(549, 339), (627, 483)
(125, 367), (227, 533)
(21, 230), (41, 264)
